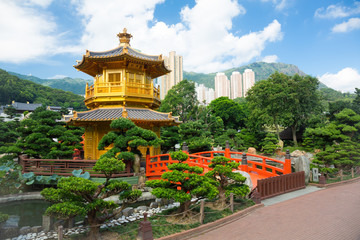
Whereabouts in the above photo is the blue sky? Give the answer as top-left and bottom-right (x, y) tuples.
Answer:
(0, 0), (359, 92)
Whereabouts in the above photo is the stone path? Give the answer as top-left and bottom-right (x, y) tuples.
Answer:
(191, 180), (360, 240)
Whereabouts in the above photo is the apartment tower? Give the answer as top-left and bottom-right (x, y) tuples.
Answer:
(242, 69), (255, 97)
(214, 72), (230, 98)
(230, 71), (243, 99)
(160, 51), (183, 99)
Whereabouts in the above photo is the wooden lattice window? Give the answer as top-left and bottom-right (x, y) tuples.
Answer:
(108, 73), (121, 82)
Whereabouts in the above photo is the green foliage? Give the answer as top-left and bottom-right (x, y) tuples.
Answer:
(170, 151), (188, 162)
(159, 79), (198, 122)
(209, 97), (246, 130)
(98, 118), (161, 161)
(205, 156), (249, 205)
(0, 69), (86, 110)
(4, 107), (84, 159)
(178, 120), (212, 153)
(316, 140), (360, 170)
(41, 157), (140, 239)
(0, 160), (23, 195)
(4, 106), (19, 119)
(92, 157), (125, 178)
(247, 72), (322, 146)
(146, 150), (218, 215)
(0, 212), (9, 223)
(160, 126), (180, 153)
(261, 133), (280, 155)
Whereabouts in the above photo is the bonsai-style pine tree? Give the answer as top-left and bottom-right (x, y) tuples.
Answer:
(98, 118), (161, 173)
(41, 156), (141, 240)
(205, 156), (250, 207)
(146, 151), (218, 217)
(6, 107), (83, 159)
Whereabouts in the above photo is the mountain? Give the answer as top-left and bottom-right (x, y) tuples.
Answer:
(184, 62), (324, 89)
(9, 72), (93, 95)
(0, 69), (86, 110)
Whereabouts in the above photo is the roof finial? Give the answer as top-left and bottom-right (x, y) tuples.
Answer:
(117, 28), (132, 47)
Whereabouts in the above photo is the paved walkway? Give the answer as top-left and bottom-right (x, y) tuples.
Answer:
(191, 180), (360, 240)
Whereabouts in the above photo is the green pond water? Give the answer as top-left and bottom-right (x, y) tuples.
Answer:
(0, 200), (51, 227)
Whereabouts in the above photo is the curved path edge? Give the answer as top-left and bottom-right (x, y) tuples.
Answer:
(0, 192), (43, 204)
(156, 203), (264, 240)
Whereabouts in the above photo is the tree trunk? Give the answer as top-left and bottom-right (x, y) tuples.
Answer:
(275, 124), (280, 141)
(178, 200), (191, 217)
(87, 213), (102, 240)
(217, 188), (227, 208)
(133, 154), (141, 174)
(291, 125), (298, 147)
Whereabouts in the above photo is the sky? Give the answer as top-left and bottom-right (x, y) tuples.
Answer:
(0, 0), (359, 93)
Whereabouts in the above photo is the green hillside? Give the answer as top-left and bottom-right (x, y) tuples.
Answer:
(0, 69), (86, 110)
(9, 72), (93, 95)
(184, 62), (325, 89)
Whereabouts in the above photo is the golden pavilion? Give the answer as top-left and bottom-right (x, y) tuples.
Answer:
(67, 29), (180, 160)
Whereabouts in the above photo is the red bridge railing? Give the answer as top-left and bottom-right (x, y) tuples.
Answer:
(146, 145), (292, 180)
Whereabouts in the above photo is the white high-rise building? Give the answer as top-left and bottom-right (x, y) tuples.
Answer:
(214, 72), (230, 98)
(195, 83), (215, 105)
(242, 69), (255, 97)
(160, 51), (183, 99)
(230, 71), (243, 99)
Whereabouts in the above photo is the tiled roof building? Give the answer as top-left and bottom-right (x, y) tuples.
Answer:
(68, 29), (180, 160)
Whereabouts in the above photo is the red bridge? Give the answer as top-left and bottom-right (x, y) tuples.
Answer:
(146, 146), (292, 188)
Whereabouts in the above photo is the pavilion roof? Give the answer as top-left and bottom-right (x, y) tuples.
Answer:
(74, 29), (170, 78)
(67, 107), (180, 124)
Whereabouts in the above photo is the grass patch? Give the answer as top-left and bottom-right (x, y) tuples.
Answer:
(325, 173), (360, 184)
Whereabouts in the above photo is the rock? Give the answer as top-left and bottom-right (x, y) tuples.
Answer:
(0, 226), (19, 239)
(149, 202), (159, 208)
(232, 170), (253, 189)
(42, 215), (54, 232)
(290, 150), (306, 158)
(291, 151), (311, 184)
(31, 226), (42, 233)
(137, 191), (156, 201)
(19, 226), (32, 235)
(122, 207), (134, 217)
(136, 206), (148, 213)
(142, 187), (152, 192)
(247, 147), (256, 155)
(104, 195), (120, 204)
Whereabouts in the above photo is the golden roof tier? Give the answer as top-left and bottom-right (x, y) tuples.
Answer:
(74, 29), (170, 110)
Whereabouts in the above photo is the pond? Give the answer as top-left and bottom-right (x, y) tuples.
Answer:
(0, 200), (51, 228)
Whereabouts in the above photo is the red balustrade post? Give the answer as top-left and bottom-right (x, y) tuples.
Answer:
(284, 149), (292, 174)
(146, 148), (150, 175)
(225, 140), (230, 158)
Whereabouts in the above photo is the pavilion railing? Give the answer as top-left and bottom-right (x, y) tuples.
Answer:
(19, 155), (133, 177)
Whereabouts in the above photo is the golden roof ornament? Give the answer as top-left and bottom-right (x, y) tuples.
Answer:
(117, 28), (132, 47)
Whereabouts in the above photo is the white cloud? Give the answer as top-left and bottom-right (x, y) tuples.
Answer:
(71, 0), (283, 73)
(315, 2), (360, 19)
(332, 18), (360, 33)
(318, 68), (360, 93)
(0, 0), (283, 73)
(0, 1), (57, 63)
(260, 0), (289, 11)
(261, 55), (279, 63)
